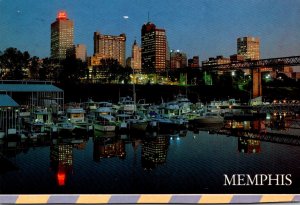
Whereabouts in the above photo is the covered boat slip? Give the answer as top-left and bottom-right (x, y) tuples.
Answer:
(0, 94), (19, 136)
(0, 81), (64, 113)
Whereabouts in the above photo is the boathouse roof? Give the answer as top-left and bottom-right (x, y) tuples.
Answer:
(0, 84), (63, 92)
(0, 94), (19, 107)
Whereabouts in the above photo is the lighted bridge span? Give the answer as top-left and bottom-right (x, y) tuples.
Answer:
(134, 56), (300, 73)
(201, 55), (300, 70)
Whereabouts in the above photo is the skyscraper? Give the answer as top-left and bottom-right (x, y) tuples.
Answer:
(93, 32), (126, 67)
(51, 11), (74, 60)
(237, 37), (260, 60)
(170, 50), (187, 69)
(131, 40), (141, 70)
(141, 22), (167, 71)
(75, 44), (87, 62)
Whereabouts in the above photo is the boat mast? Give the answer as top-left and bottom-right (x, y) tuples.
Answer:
(133, 68), (137, 112)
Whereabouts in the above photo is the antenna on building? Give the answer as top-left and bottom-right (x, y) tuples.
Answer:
(147, 12), (150, 22)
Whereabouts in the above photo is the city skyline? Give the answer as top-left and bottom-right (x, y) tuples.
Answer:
(1, 0), (300, 61)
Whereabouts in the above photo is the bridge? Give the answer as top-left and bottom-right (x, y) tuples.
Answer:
(134, 55), (300, 99)
(201, 55), (300, 99)
(201, 56), (300, 70)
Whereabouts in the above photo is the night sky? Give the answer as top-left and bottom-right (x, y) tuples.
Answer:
(1, 0), (300, 61)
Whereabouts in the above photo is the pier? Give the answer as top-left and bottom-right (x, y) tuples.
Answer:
(252, 100), (300, 113)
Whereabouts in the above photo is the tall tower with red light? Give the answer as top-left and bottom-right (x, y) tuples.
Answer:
(51, 11), (74, 60)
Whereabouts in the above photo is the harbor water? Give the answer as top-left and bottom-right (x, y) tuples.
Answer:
(1, 121), (300, 194)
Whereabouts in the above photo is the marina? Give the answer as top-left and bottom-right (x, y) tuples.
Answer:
(1, 0), (300, 201)
(1, 81), (300, 194)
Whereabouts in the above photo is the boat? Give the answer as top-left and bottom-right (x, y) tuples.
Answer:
(193, 112), (224, 125)
(56, 121), (76, 132)
(82, 98), (99, 112)
(153, 114), (187, 132)
(115, 113), (131, 132)
(127, 116), (148, 132)
(93, 115), (116, 132)
(32, 108), (53, 126)
(92, 102), (116, 132)
(117, 96), (136, 114)
(66, 107), (86, 124)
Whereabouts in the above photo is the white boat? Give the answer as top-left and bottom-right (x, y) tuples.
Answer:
(56, 122), (76, 132)
(32, 108), (53, 126)
(82, 98), (99, 112)
(93, 115), (116, 132)
(118, 96), (136, 114)
(206, 100), (223, 113)
(115, 114), (131, 131)
(66, 107), (86, 124)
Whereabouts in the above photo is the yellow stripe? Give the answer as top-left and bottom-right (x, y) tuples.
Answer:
(138, 194), (172, 203)
(260, 194), (294, 203)
(16, 195), (50, 204)
(199, 194), (233, 203)
(76, 194), (111, 203)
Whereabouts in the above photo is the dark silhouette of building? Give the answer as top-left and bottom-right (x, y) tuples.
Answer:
(188, 56), (200, 68)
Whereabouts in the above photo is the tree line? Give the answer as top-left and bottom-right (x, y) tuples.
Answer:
(0, 47), (132, 84)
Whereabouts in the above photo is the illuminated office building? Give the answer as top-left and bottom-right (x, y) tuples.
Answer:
(170, 50), (187, 69)
(75, 44), (87, 62)
(202, 55), (230, 67)
(237, 37), (260, 60)
(51, 11), (74, 60)
(93, 32), (126, 67)
(131, 40), (142, 70)
(141, 22), (167, 71)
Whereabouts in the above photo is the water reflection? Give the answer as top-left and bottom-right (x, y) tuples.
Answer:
(224, 119), (266, 132)
(142, 135), (169, 170)
(93, 136), (125, 161)
(270, 112), (290, 130)
(238, 137), (261, 154)
(0, 113), (300, 194)
(50, 143), (73, 186)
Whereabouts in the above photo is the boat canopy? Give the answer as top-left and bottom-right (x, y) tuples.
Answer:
(66, 108), (86, 113)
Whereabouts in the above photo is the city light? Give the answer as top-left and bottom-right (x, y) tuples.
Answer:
(57, 11), (68, 20)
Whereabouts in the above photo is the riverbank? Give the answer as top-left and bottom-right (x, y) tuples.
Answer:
(56, 83), (300, 104)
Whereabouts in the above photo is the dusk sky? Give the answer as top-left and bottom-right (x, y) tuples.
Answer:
(1, 0), (300, 61)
